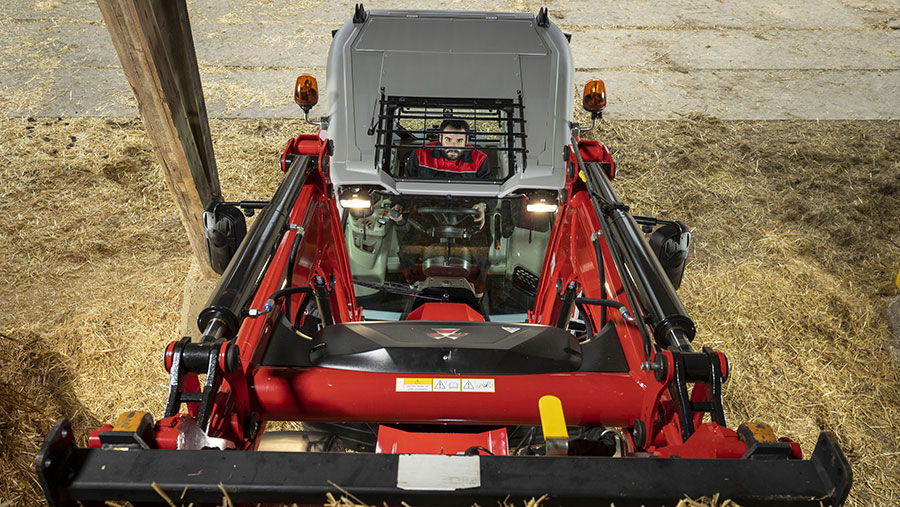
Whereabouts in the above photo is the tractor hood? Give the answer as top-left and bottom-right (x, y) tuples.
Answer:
(262, 320), (583, 375)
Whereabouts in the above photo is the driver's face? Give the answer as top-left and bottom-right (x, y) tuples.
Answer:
(440, 129), (468, 160)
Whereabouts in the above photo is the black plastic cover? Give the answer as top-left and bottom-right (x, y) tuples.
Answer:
(577, 322), (629, 373)
(308, 321), (582, 374)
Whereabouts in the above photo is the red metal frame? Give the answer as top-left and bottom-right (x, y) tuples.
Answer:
(376, 426), (508, 455)
(251, 367), (643, 426)
(99, 132), (750, 463)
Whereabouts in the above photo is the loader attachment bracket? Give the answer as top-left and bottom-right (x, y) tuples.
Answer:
(163, 337), (240, 431)
(667, 346), (728, 442)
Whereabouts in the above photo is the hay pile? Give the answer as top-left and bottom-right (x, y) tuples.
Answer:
(1, 116), (898, 505)
(0, 117), (297, 504)
(595, 116), (900, 504)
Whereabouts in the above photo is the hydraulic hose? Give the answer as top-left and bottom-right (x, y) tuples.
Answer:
(284, 229), (305, 320)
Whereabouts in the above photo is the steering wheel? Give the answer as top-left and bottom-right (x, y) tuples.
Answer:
(415, 206), (481, 238)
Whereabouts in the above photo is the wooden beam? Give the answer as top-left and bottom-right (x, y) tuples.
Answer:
(97, 0), (220, 279)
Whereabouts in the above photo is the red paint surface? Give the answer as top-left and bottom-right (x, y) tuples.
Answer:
(652, 423), (747, 459)
(376, 425), (508, 455)
(406, 302), (484, 321)
(251, 367), (643, 427)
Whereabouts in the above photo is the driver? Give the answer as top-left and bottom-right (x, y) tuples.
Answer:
(398, 119), (490, 228)
(403, 119), (492, 180)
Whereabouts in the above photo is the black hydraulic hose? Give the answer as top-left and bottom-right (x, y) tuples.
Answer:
(591, 233), (607, 328)
(198, 155), (311, 343)
(573, 138), (695, 352)
(270, 285), (314, 303)
(575, 297), (637, 339)
(513, 426), (537, 456)
(575, 297), (629, 313)
(285, 230), (305, 319)
(246, 286), (316, 326)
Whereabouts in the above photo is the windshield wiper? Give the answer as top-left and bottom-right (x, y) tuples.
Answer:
(352, 279), (446, 301)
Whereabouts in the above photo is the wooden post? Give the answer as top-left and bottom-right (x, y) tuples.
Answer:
(97, 0), (220, 278)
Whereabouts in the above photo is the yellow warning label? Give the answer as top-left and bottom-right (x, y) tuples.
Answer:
(395, 378), (433, 392)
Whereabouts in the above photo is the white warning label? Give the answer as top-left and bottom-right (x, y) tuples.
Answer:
(432, 378), (461, 392)
(395, 378), (494, 392)
(395, 378), (433, 392)
(461, 378), (495, 393)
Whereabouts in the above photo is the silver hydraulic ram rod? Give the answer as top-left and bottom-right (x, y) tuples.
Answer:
(572, 138), (695, 352)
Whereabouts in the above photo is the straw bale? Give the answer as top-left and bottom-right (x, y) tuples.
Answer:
(1, 115), (898, 506)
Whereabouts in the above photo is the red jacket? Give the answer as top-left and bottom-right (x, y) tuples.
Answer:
(404, 142), (491, 179)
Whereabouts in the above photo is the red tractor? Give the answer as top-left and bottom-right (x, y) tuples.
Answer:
(37, 6), (850, 506)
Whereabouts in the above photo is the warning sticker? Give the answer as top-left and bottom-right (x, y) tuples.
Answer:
(395, 378), (494, 393)
(461, 378), (495, 393)
(432, 378), (461, 392)
(396, 378), (433, 392)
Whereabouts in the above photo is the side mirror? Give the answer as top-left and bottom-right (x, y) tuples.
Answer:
(203, 202), (247, 275)
(294, 74), (319, 113)
(649, 221), (690, 290)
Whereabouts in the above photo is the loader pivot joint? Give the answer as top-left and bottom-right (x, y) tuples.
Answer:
(163, 337), (241, 431)
(668, 346), (728, 442)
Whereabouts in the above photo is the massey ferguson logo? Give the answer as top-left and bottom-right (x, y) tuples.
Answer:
(427, 328), (468, 340)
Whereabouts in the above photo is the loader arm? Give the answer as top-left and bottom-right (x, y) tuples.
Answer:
(34, 136), (852, 507)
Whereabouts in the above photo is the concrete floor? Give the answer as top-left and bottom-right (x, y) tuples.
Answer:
(1, 0), (898, 119)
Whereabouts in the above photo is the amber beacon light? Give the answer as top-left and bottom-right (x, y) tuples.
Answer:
(582, 79), (607, 113)
(294, 74), (319, 112)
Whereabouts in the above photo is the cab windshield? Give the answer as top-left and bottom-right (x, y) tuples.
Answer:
(343, 194), (554, 322)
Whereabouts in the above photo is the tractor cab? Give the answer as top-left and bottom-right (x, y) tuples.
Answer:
(311, 9), (576, 324)
(322, 9), (573, 195)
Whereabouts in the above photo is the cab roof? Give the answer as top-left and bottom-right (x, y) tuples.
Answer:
(325, 9), (574, 197)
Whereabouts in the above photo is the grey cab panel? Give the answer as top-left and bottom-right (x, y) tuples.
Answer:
(326, 9), (573, 196)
